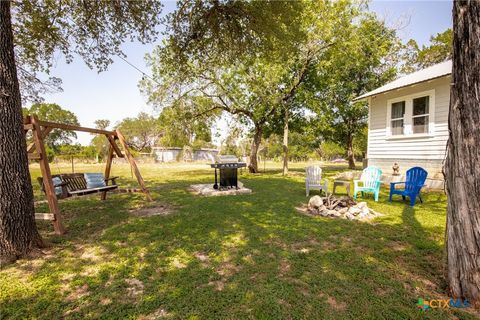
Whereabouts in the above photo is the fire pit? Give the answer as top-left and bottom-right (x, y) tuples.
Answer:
(297, 195), (382, 220)
(210, 155), (246, 190)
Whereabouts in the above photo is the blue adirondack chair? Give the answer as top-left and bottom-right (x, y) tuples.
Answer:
(389, 167), (428, 206)
(353, 166), (382, 201)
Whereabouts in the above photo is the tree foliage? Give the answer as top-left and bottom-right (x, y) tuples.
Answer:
(401, 28), (452, 73)
(11, 0), (163, 102)
(318, 141), (344, 161)
(116, 112), (162, 152)
(164, 0), (304, 69)
(303, 12), (399, 168)
(157, 103), (216, 149)
(22, 103), (79, 151)
(57, 144), (97, 160)
(142, 0), (373, 172)
(89, 119), (111, 161)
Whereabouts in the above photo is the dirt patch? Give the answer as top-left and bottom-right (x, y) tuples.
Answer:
(63, 306), (81, 317)
(125, 278), (144, 300)
(279, 259), (291, 276)
(80, 246), (108, 262)
(300, 288), (311, 297)
(129, 204), (175, 217)
(216, 260), (241, 278)
(326, 295), (347, 311)
(320, 241), (337, 251)
(388, 242), (408, 251)
(206, 257), (242, 291)
(277, 298), (292, 307)
(375, 287), (393, 297)
(265, 238), (289, 250)
(194, 252), (210, 262)
(170, 258), (187, 269)
(139, 308), (172, 319)
(194, 252), (210, 268)
(208, 280), (226, 291)
(66, 284), (89, 302)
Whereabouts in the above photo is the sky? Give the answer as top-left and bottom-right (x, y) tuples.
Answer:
(39, 0), (453, 145)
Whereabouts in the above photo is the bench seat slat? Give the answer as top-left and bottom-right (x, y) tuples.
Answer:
(68, 185), (118, 195)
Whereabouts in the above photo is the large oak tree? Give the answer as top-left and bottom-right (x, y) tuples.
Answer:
(445, 0), (480, 306)
(142, 0), (376, 173)
(0, 0), (162, 264)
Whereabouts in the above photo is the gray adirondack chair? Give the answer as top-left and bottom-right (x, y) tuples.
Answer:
(305, 166), (328, 196)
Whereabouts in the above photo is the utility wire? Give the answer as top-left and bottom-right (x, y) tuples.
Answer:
(64, 15), (160, 85)
(116, 54), (160, 85)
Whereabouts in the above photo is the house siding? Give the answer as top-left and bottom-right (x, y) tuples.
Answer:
(367, 76), (451, 183)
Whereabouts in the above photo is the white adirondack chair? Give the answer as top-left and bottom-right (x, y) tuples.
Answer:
(305, 166), (328, 196)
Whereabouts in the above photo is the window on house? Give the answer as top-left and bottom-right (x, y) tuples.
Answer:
(412, 96), (429, 134)
(391, 101), (405, 135)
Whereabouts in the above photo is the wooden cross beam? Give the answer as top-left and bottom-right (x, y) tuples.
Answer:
(26, 119), (116, 136)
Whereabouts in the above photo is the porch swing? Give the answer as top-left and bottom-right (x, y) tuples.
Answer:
(24, 114), (152, 235)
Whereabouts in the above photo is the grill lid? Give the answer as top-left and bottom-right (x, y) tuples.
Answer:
(215, 155), (239, 163)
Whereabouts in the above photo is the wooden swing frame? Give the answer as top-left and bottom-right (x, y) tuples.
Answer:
(24, 114), (152, 235)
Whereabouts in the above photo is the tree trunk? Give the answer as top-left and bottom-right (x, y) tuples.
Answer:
(248, 126), (262, 173)
(0, 1), (43, 265)
(445, 0), (480, 306)
(282, 108), (289, 176)
(346, 135), (355, 169)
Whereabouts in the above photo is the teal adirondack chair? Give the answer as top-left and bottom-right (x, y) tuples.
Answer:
(353, 166), (382, 201)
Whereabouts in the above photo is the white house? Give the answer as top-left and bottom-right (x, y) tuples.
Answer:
(355, 60), (452, 188)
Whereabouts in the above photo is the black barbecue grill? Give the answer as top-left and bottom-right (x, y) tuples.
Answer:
(210, 155), (246, 189)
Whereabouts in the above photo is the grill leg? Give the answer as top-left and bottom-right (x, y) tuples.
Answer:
(213, 168), (218, 189)
(234, 169), (238, 189)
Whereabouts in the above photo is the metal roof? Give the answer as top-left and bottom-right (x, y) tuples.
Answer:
(354, 60), (452, 101)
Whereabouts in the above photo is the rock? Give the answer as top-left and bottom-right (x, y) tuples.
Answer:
(348, 207), (362, 215)
(345, 212), (355, 220)
(308, 196), (323, 210)
(337, 207), (348, 214)
(357, 202), (367, 209)
(319, 209), (329, 217)
(357, 211), (368, 219)
(327, 210), (341, 217)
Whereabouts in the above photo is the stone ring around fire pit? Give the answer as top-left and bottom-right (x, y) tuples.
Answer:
(297, 195), (382, 220)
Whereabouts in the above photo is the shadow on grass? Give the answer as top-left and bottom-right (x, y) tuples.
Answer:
(2, 168), (476, 319)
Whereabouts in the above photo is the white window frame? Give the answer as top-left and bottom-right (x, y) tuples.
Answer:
(412, 96), (430, 134)
(390, 101), (406, 136)
(386, 89), (435, 137)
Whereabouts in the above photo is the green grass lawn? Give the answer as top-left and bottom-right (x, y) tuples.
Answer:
(0, 162), (477, 319)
